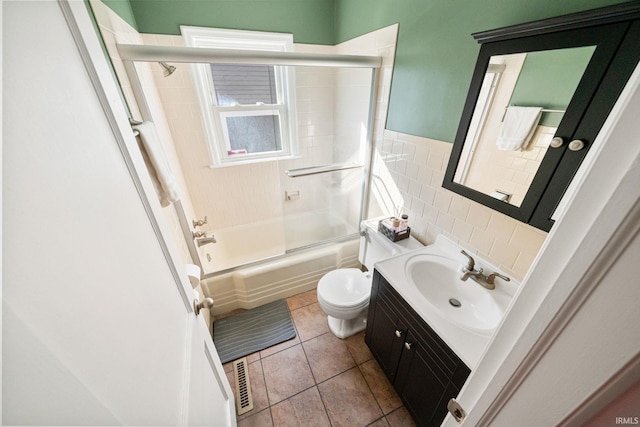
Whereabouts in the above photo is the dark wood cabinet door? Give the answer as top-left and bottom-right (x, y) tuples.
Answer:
(394, 330), (449, 427)
(365, 291), (406, 382)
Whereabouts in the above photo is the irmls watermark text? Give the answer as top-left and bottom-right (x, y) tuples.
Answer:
(616, 417), (640, 425)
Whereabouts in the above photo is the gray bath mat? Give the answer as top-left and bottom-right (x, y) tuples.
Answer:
(213, 299), (296, 364)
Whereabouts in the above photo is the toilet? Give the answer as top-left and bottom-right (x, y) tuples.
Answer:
(317, 218), (423, 339)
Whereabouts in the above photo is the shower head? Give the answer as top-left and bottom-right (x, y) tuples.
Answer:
(159, 61), (176, 77)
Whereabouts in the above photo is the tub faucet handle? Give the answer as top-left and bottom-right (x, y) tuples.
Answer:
(192, 230), (206, 238)
(192, 216), (208, 228)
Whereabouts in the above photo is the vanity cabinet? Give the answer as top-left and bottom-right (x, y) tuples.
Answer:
(365, 270), (470, 426)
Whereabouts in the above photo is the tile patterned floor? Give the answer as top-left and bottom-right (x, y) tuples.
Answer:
(221, 289), (417, 427)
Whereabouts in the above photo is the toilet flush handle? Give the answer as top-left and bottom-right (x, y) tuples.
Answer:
(194, 297), (214, 315)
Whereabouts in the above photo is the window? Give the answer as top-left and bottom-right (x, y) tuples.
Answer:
(181, 27), (298, 166)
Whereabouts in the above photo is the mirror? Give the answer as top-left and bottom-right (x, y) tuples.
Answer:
(453, 46), (595, 207)
(443, 3), (640, 231)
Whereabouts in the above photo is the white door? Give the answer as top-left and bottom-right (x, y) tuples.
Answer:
(2, 1), (235, 425)
(187, 316), (236, 425)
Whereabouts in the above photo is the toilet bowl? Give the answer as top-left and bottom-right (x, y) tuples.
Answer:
(317, 268), (372, 339)
(316, 218), (423, 339)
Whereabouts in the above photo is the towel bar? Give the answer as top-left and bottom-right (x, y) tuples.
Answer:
(504, 105), (566, 114)
(285, 163), (363, 178)
(501, 105), (565, 122)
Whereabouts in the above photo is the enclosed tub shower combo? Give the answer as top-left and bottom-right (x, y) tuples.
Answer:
(116, 37), (386, 314)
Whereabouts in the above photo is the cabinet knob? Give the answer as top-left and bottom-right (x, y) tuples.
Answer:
(404, 342), (413, 350)
(395, 330), (404, 338)
(568, 139), (585, 151)
(549, 136), (564, 148)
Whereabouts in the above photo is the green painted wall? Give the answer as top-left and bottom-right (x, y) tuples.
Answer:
(103, 0), (630, 142)
(127, 0), (334, 45)
(334, 0), (628, 142)
(102, 0), (138, 30)
(509, 46), (596, 127)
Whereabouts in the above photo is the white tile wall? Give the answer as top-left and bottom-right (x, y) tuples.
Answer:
(333, 25), (399, 227)
(279, 57), (337, 222)
(371, 130), (548, 281)
(138, 33), (283, 230)
(336, 25), (399, 145)
(126, 37), (346, 231)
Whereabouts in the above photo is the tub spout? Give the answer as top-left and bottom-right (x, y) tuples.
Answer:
(196, 235), (216, 247)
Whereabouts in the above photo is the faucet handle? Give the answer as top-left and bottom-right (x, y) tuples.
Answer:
(486, 272), (511, 285)
(192, 216), (208, 228)
(460, 250), (476, 271)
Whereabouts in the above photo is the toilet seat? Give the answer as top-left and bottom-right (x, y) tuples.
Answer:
(317, 268), (371, 309)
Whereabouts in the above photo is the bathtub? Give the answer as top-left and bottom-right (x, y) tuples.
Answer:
(197, 217), (286, 274)
(197, 211), (359, 274)
(197, 212), (361, 315)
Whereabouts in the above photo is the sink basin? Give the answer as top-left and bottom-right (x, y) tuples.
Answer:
(404, 253), (509, 335)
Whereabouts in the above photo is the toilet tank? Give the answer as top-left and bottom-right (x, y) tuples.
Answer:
(358, 218), (423, 271)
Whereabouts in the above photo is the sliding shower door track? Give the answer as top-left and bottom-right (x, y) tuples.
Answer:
(283, 232), (360, 255)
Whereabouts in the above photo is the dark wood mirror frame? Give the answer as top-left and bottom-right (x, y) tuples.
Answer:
(443, 2), (640, 231)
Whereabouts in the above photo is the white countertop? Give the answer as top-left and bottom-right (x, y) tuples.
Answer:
(373, 235), (518, 369)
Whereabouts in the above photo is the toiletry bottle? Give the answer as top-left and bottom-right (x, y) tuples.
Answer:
(400, 214), (408, 231)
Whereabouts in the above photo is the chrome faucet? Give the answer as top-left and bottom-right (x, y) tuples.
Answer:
(192, 230), (206, 238)
(459, 250), (511, 290)
(460, 249), (475, 271)
(459, 250), (484, 281)
(196, 234), (216, 247)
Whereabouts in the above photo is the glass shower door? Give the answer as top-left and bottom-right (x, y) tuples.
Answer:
(280, 66), (374, 252)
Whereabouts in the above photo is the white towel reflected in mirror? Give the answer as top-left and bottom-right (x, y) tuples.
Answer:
(496, 106), (543, 151)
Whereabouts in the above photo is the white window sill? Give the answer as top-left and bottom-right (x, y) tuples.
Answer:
(206, 155), (301, 169)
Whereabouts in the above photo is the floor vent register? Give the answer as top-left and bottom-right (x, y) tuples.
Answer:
(232, 357), (253, 416)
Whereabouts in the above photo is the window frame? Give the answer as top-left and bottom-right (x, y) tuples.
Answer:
(181, 27), (298, 167)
